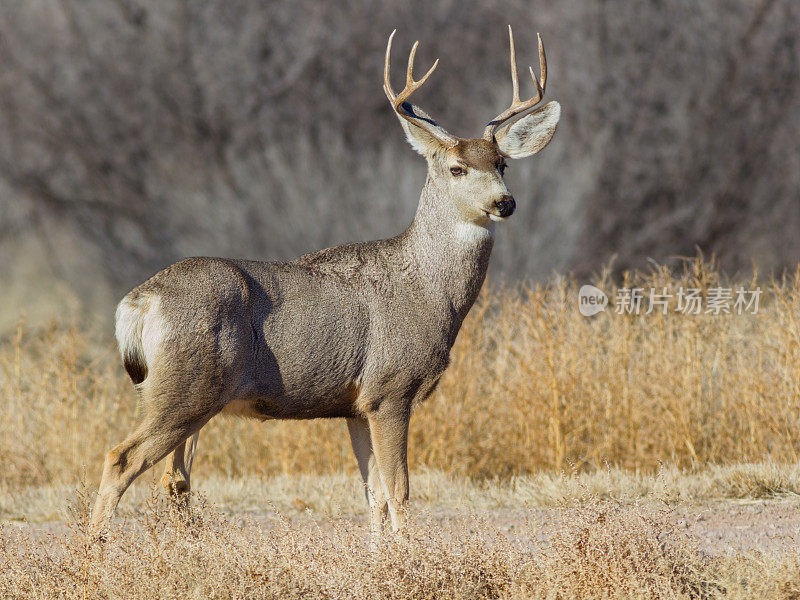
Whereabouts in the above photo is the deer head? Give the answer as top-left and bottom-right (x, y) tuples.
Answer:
(384, 27), (560, 224)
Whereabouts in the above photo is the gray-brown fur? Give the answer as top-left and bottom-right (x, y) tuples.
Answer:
(453, 139), (504, 172)
(90, 30), (560, 537)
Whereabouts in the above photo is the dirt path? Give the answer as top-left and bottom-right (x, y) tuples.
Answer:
(673, 499), (800, 555)
(414, 498), (800, 555)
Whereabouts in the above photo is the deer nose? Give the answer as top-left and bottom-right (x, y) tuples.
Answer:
(494, 195), (516, 218)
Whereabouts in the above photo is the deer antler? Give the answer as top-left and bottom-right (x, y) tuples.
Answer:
(483, 26), (548, 141)
(384, 30), (458, 148)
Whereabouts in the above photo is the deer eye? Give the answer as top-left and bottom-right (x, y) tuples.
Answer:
(450, 166), (466, 177)
(497, 161), (507, 175)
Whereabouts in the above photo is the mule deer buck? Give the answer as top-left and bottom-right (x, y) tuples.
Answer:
(90, 26), (560, 536)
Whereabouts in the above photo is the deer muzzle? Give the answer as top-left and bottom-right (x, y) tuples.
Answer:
(494, 195), (516, 218)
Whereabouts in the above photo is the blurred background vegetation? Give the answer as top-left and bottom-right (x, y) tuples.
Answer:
(0, 0), (798, 330)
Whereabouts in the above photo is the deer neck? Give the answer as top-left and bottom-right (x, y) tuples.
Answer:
(402, 175), (495, 323)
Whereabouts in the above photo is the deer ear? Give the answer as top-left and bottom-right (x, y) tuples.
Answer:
(395, 103), (457, 156)
(495, 101), (560, 159)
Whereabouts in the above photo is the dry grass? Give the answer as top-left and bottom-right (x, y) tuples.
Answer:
(2, 257), (800, 488)
(2, 481), (800, 600)
(4, 259), (800, 599)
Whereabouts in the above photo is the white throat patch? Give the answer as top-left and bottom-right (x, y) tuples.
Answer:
(454, 220), (495, 243)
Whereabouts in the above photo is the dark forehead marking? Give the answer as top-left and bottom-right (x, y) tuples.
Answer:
(452, 139), (502, 172)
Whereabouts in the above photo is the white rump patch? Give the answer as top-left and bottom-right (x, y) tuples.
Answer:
(140, 295), (166, 365)
(115, 295), (146, 361)
(115, 292), (166, 375)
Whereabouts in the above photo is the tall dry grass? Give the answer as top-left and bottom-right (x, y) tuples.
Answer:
(2, 258), (800, 489)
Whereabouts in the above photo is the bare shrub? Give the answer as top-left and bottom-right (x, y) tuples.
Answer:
(0, 1), (798, 329)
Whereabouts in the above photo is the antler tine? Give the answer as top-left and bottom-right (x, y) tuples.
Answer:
(395, 40), (439, 105)
(385, 31), (441, 107)
(383, 30), (458, 148)
(483, 26), (549, 141)
(406, 41), (418, 87)
(383, 29), (398, 102)
(536, 31), (546, 93)
(509, 26), (520, 104)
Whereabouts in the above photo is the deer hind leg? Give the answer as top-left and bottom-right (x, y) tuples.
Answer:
(366, 408), (410, 533)
(160, 431), (200, 497)
(346, 417), (389, 536)
(90, 407), (213, 536)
